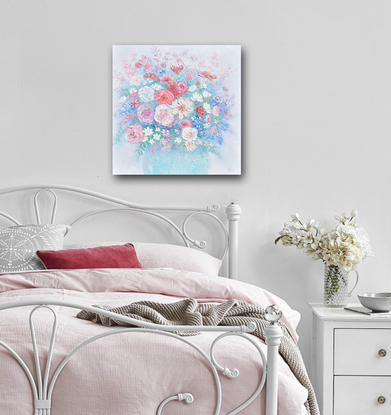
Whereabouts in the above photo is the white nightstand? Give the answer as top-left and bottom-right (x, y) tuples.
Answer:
(309, 303), (391, 415)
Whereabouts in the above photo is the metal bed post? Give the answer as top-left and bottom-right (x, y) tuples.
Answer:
(264, 305), (283, 415)
(225, 202), (241, 280)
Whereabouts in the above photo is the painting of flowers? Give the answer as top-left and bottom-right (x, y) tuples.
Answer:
(112, 45), (241, 175)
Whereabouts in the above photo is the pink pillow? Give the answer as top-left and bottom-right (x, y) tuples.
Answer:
(63, 242), (222, 275)
(37, 244), (142, 270)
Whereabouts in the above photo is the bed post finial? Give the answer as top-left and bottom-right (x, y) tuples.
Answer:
(225, 203), (241, 280)
(264, 305), (283, 415)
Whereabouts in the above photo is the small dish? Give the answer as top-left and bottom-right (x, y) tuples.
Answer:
(357, 292), (391, 312)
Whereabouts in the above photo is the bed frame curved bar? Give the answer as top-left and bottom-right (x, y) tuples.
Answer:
(0, 298), (282, 415)
(0, 211), (21, 225)
(0, 185), (239, 278)
(69, 207), (191, 248)
(0, 185), (219, 213)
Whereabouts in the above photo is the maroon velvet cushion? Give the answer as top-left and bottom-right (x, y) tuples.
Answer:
(36, 243), (142, 270)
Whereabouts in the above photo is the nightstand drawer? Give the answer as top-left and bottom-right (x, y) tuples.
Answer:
(334, 376), (391, 415)
(334, 329), (391, 375)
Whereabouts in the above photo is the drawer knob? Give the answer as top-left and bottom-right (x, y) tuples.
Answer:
(378, 396), (386, 405)
(379, 349), (387, 357)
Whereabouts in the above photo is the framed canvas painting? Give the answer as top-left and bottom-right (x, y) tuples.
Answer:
(112, 45), (241, 175)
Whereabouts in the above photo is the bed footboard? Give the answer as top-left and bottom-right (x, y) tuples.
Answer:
(0, 299), (282, 415)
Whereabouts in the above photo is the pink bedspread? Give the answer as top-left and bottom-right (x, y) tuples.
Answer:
(0, 268), (308, 415)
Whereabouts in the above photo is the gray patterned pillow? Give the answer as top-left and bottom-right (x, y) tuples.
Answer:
(0, 224), (70, 273)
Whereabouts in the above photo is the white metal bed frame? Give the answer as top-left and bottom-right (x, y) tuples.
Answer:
(0, 185), (283, 415)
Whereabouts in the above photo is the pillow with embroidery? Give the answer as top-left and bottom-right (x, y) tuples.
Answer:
(0, 224), (70, 273)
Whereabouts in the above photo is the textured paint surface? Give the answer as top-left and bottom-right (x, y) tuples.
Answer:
(113, 45), (241, 175)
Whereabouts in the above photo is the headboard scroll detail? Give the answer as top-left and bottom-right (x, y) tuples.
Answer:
(0, 185), (240, 279)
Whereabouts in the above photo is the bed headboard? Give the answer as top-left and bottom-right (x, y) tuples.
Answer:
(0, 185), (241, 279)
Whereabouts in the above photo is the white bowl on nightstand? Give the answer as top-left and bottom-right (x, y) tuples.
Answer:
(357, 292), (391, 312)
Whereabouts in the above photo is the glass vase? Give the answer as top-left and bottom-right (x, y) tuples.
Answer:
(323, 264), (359, 307)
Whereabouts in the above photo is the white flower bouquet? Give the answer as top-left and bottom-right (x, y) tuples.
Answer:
(275, 211), (373, 271)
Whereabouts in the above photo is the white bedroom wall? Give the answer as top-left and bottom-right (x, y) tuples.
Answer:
(2, 0), (391, 378)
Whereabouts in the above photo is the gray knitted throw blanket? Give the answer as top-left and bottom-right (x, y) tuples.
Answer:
(77, 298), (319, 415)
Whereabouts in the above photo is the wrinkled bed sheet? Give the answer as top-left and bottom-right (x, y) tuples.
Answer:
(0, 268), (308, 415)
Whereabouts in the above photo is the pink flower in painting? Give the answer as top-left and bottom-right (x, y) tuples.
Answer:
(195, 105), (205, 116)
(125, 125), (144, 144)
(118, 112), (134, 125)
(179, 119), (192, 129)
(137, 103), (155, 124)
(170, 64), (184, 74)
(131, 98), (140, 108)
(205, 115), (211, 123)
(155, 90), (175, 105)
(184, 69), (197, 81)
(173, 81), (188, 96)
(154, 104), (175, 127)
(166, 81), (188, 98)
(212, 106), (220, 116)
(160, 74), (175, 84)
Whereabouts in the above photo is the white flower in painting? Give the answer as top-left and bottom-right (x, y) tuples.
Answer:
(203, 103), (212, 113)
(175, 137), (181, 143)
(129, 75), (143, 86)
(202, 90), (212, 99)
(185, 140), (197, 151)
(153, 133), (161, 141)
(188, 85), (197, 92)
(182, 58), (197, 69)
(191, 92), (203, 102)
(143, 127), (153, 136)
(119, 96), (127, 103)
(138, 86), (155, 102)
(182, 127), (198, 141)
(172, 98), (194, 119)
(128, 87), (137, 95)
(200, 82), (207, 89)
(151, 83), (163, 90)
